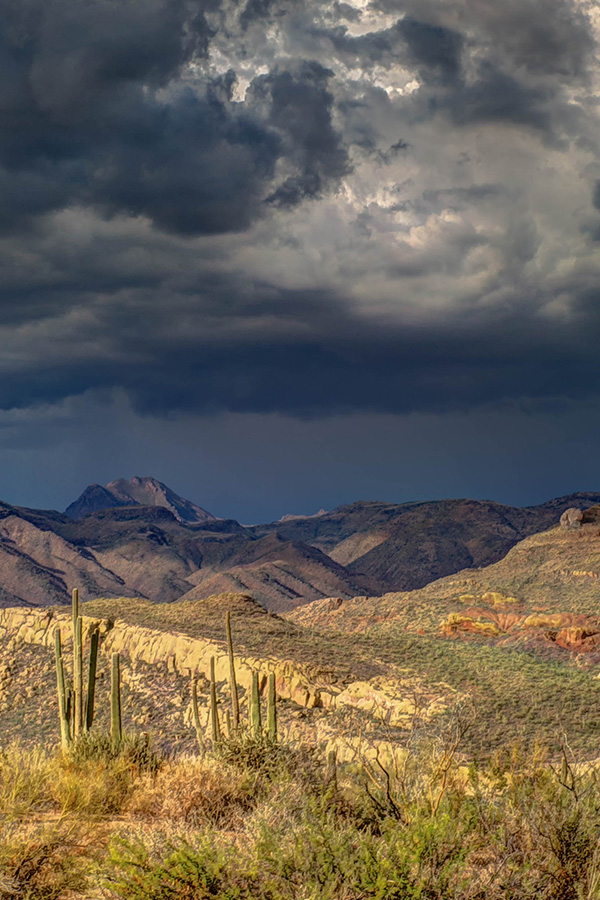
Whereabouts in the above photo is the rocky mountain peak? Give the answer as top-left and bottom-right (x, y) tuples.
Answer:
(65, 476), (217, 525)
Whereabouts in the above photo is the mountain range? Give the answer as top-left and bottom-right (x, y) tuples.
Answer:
(0, 475), (598, 611)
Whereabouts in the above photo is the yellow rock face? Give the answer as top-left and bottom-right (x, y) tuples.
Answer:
(0, 607), (323, 710)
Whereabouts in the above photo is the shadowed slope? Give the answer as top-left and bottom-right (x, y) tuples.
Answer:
(288, 506), (600, 635)
(255, 493), (600, 590)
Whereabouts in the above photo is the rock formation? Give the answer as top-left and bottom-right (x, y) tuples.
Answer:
(560, 508), (584, 529)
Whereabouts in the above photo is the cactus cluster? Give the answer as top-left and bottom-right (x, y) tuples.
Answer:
(55, 592), (277, 755)
(197, 610), (278, 748)
(54, 588), (122, 751)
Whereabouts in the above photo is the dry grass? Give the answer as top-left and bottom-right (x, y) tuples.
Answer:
(3, 728), (600, 899)
(126, 756), (255, 829)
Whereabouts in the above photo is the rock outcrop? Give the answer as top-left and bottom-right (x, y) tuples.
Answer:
(561, 508), (585, 529)
(0, 607), (331, 710)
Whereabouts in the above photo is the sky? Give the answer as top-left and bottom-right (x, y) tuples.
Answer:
(1, 0), (599, 522)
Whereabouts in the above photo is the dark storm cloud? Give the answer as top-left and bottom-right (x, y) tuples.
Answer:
(249, 62), (351, 206)
(0, 266), (598, 418)
(371, 0), (594, 79)
(239, 0), (281, 29)
(0, 0), (598, 429)
(444, 65), (558, 137)
(0, 0), (350, 234)
(91, 88), (282, 234)
(398, 17), (463, 82)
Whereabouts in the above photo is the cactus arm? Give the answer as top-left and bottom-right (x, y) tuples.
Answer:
(250, 671), (262, 739)
(71, 588), (79, 632)
(191, 673), (204, 751)
(209, 656), (221, 745)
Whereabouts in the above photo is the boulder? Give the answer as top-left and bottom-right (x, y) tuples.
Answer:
(560, 508), (584, 529)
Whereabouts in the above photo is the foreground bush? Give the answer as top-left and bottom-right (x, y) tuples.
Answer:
(2, 732), (600, 899)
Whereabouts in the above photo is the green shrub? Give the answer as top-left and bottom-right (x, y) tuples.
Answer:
(67, 730), (163, 775)
(105, 835), (248, 900)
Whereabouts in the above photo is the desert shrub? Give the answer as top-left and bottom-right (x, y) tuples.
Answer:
(67, 730), (163, 776)
(105, 835), (250, 900)
(51, 756), (133, 817)
(214, 730), (308, 778)
(51, 733), (163, 818)
(251, 797), (416, 900)
(0, 743), (54, 820)
(127, 756), (256, 829)
(0, 822), (88, 899)
(497, 747), (600, 900)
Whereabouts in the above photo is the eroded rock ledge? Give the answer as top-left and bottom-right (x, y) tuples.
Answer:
(0, 607), (336, 710)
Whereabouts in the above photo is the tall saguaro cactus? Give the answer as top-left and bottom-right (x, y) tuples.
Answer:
(54, 628), (71, 750)
(72, 588), (83, 735)
(250, 671), (262, 738)
(267, 672), (277, 743)
(111, 652), (122, 751)
(73, 612), (83, 736)
(226, 611), (240, 732)
(209, 656), (221, 745)
(54, 588), (114, 749)
(85, 629), (99, 732)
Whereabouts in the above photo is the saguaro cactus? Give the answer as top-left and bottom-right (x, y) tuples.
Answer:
(72, 589), (84, 737)
(74, 615), (83, 736)
(111, 652), (122, 751)
(191, 673), (204, 750)
(226, 611), (240, 732)
(250, 671), (262, 739)
(85, 629), (99, 732)
(54, 627), (71, 750)
(209, 656), (221, 745)
(267, 672), (277, 743)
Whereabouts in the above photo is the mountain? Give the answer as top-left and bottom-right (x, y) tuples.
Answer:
(1, 482), (599, 612)
(177, 532), (379, 613)
(65, 476), (217, 525)
(4, 501), (600, 766)
(0, 502), (137, 607)
(252, 492), (600, 591)
(0, 500), (382, 610)
(288, 504), (600, 642)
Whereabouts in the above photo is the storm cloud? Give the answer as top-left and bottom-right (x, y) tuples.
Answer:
(0, 0), (599, 429)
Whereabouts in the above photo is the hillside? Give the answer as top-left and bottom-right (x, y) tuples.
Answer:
(0, 502), (382, 610)
(0, 480), (599, 611)
(288, 504), (600, 636)
(255, 492), (600, 590)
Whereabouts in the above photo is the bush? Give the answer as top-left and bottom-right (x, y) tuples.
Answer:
(52, 732), (163, 818)
(67, 730), (163, 776)
(0, 743), (54, 820)
(126, 756), (256, 829)
(0, 822), (88, 899)
(105, 835), (248, 900)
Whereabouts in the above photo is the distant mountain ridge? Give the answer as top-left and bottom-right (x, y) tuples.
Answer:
(251, 492), (600, 591)
(287, 503), (600, 653)
(0, 479), (598, 611)
(65, 476), (217, 524)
